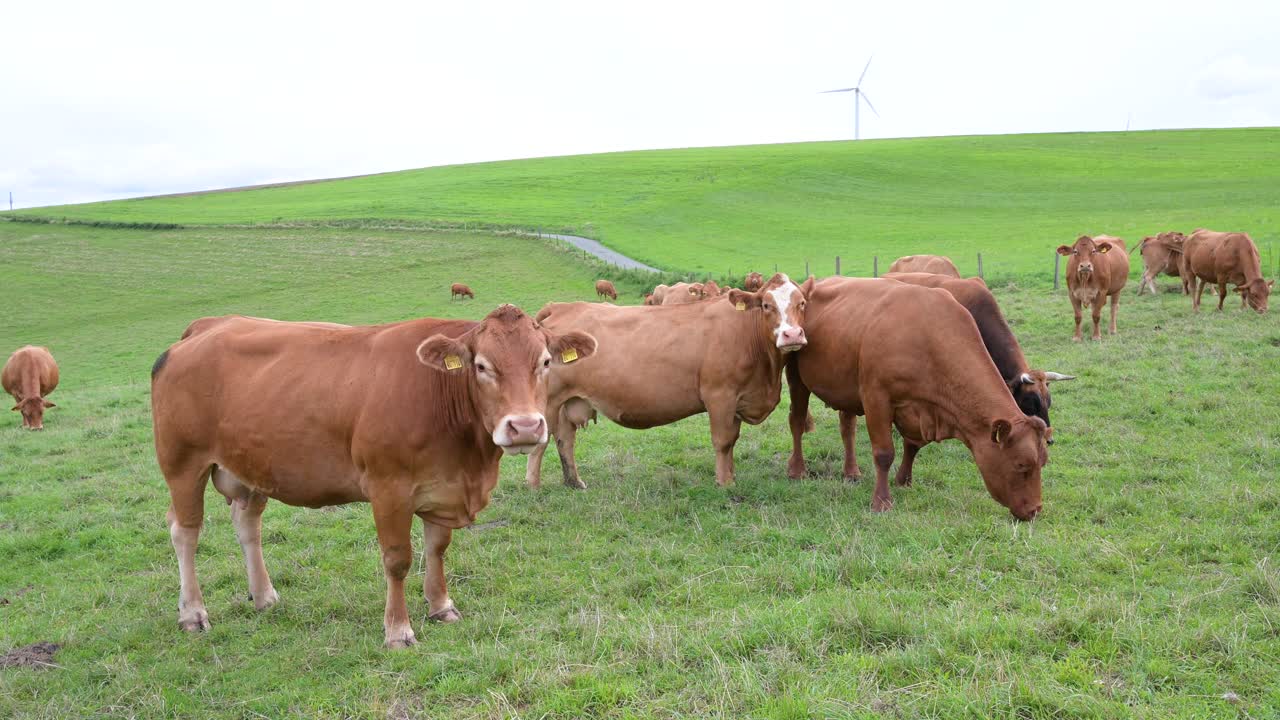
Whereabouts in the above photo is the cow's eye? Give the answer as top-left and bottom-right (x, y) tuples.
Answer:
(762, 302), (771, 311)
(476, 362), (487, 373)
(543, 358), (551, 369)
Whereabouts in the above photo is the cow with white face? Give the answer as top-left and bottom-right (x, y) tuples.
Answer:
(528, 273), (816, 489)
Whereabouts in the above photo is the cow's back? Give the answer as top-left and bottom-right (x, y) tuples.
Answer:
(2, 345), (59, 397)
(888, 255), (961, 278)
(1182, 229), (1247, 281)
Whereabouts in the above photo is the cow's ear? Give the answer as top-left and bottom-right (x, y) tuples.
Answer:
(417, 335), (471, 372)
(800, 274), (817, 298)
(42, 400), (56, 409)
(1096, 241), (1113, 254)
(547, 330), (597, 365)
(1233, 286), (1247, 295)
(727, 288), (761, 311)
(991, 419), (1013, 445)
(1056, 245), (1072, 256)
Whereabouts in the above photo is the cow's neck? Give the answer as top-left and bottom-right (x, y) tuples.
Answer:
(922, 357), (1023, 448)
(17, 367), (41, 401)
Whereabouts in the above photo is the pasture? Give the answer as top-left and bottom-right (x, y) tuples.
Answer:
(11, 128), (1280, 283)
(2, 218), (1279, 719)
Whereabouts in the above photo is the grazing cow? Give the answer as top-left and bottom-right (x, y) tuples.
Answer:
(1137, 232), (1189, 295)
(595, 279), (618, 301)
(661, 282), (705, 305)
(888, 254), (961, 278)
(786, 278), (1049, 520)
(1056, 235), (1130, 341)
(3, 346), (59, 430)
(150, 307), (597, 647)
(451, 283), (475, 301)
(527, 273), (815, 489)
(1181, 229), (1273, 313)
(743, 272), (765, 292)
(882, 272), (1073, 436)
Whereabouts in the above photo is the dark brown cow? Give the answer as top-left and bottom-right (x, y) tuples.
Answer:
(451, 283), (475, 300)
(527, 273), (815, 489)
(1056, 235), (1130, 341)
(1137, 232), (1189, 295)
(1181, 229), (1273, 313)
(888, 254), (961, 277)
(661, 282), (704, 305)
(595, 280), (618, 301)
(743, 272), (765, 292)
(150, 307), (596, 647)
(786, 278), (1049, 520)
(3, 346), (59, 430)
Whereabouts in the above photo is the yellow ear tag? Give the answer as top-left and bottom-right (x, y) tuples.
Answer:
(1098, 246), (1109, 254)
(444, 355), (463, 370)
(561, 347), (578, 363)
(993, 428), (1003, 443)
(735, 301), (747, 311)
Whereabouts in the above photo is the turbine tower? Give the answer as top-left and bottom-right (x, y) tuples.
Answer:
(821, 56), (879, 140)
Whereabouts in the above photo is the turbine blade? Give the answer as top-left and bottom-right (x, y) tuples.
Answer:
(857, 55), (873, 87)
(861, 92), (880, 118)
(820, 87), (856, 93)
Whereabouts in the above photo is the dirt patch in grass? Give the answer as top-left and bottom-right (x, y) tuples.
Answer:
(0, 642), (61, 669)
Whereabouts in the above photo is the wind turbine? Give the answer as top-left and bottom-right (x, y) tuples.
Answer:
(821, 56), (879, 140)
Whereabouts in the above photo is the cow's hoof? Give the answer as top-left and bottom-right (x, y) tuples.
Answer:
(563, 477), (587, 490)
(251, 588), (280, 610)
(384, 629), (417, 649)
(896, 476), (913, 487)
(871, 496), (894, 513)
(786, 464), (807, 480)
(843, 473), (862, 483)
(178, 608), (211, 632)
(1071, 337), (1082, 343)
(428, 605), (462, 623)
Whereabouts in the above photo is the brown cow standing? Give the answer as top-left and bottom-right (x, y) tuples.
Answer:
(595, 280), (618, 301)
(3, 346), (59, 430)
(1136, 232), (1189, 295)
(1056, 235), (1130, 341)
(661, 282), (704, 305)
(451, 283), (475, 301)
(1181, 229), (1273, 313)
(150, 307), (596, 647)
(786, 278), (1049, 520)
(888, 254), (961, 277)
(743, 272), (765, 292)
(527, 273), (815, 489)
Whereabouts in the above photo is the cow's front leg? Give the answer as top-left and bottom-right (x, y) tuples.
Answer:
(420, 520), (461, 623)
(1108, 292), (1120, 335)
(371, 492), (416, 648)
(839, 410), (862, 481)
(862, 393), (896, 512)
(707, 400), (743, 487)
(1090, 296), (1104, 340)
(1069, 295), (1084, 342)
(785, 360), (812, 480)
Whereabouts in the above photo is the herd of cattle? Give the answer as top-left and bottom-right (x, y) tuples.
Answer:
(3, 227), (1271, 648)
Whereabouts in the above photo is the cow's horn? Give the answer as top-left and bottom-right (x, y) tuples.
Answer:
(1019, 373), (1033, 385)
(1043, 372), (1076, 381)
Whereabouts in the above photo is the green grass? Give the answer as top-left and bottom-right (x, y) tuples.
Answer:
(9, 128), (1280, 282)
(2, 221), (1279, 718)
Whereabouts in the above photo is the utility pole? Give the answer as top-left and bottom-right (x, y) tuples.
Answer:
(7, 192), (11, 211)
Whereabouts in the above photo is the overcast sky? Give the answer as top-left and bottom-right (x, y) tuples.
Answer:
(3, 0), (1278, 209)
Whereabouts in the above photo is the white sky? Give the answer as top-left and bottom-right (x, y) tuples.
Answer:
(2, 0), (1278, 209)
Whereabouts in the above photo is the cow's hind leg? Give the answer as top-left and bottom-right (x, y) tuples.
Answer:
(894, 439), (923, 487)
(1216, 281), (1228, 311)
(162, 458), (213, 632)
(1108, 292), (1120, 335)
(371, 489), (417, 648)
(786, 360), (812, 479)
(420, 520), (461, 622)
(862, 393), (896, 512)
(212, 467), (279, 610)
(839, 411), (862, 481)
(555, 397), (593, 489)
(707, 397), (743, 487)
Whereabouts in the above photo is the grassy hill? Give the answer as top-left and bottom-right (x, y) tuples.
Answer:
(10, 128), (1280, 282)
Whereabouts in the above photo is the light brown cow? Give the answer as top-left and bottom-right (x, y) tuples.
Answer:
(661, 282), (704, 305)
(150, 307), (596, 647)
(642, 293), (657, 306)
(451, 283), (475, 300)
(888, 254), (961, 277)
(595, 279), (618, 301)
(1181, 229), (1273, 313)
(786, 278), (1049, 520)
(527, 273), (815, 489)
(700, 279), (723, 298)
(743, 272), (765, 292)
(3, 346), (59, 430)
(1056, 235), (1130, 341)
(1137, 232), (1189, 295)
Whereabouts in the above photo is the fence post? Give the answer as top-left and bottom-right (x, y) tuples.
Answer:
(1054, 252), (1060, 290)
(775, 263), (779, 274)
(836, 256), (841, 276)
(805, 259), (810, 278)
(978, 253), (984, 281)
(873, 256), (879, 278)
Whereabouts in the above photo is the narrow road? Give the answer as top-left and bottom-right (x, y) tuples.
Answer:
(534, 231), (661, 273)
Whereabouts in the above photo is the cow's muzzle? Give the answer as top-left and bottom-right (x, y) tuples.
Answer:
(777, 327), (807, 352)
(494, 413), (547, 454)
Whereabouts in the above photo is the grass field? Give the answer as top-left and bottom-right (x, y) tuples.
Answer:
(2, 219), (1279, 718)
(9, 128), (1280, 283)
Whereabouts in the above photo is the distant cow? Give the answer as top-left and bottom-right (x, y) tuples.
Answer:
(528, 273), (815, 489)
(642, 293), (657, 306)
(451, 283), (475, 300)
(595, 280), (618, 301)
(1137, 232), (1189, 295)
(786, 277), (1049, 520)
(743, 272), (765, 292)
(150, 308), (597, 647)
(661, 282), (704, 305)
(701, 279), (723, 298)
(3, 346), (59, 430)
(1057, 235), (1130, 341)
(1181, 229), (1273, 313)
(888, 254), (961, 278)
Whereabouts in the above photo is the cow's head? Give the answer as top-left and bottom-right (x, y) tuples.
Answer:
(701, 280), (722, 298)
(743, 272), (765, 292)
(12, 396), (55, 431)
(972, 416), (1049, 521)
(642, 293), (656, 306)
(726, 273), (816, 352)
(416, 305), (597, 455)
(1007, 371), (1073, 440)
(1235, 278), (1274, 313)
(1057, 236), (1114, 281)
